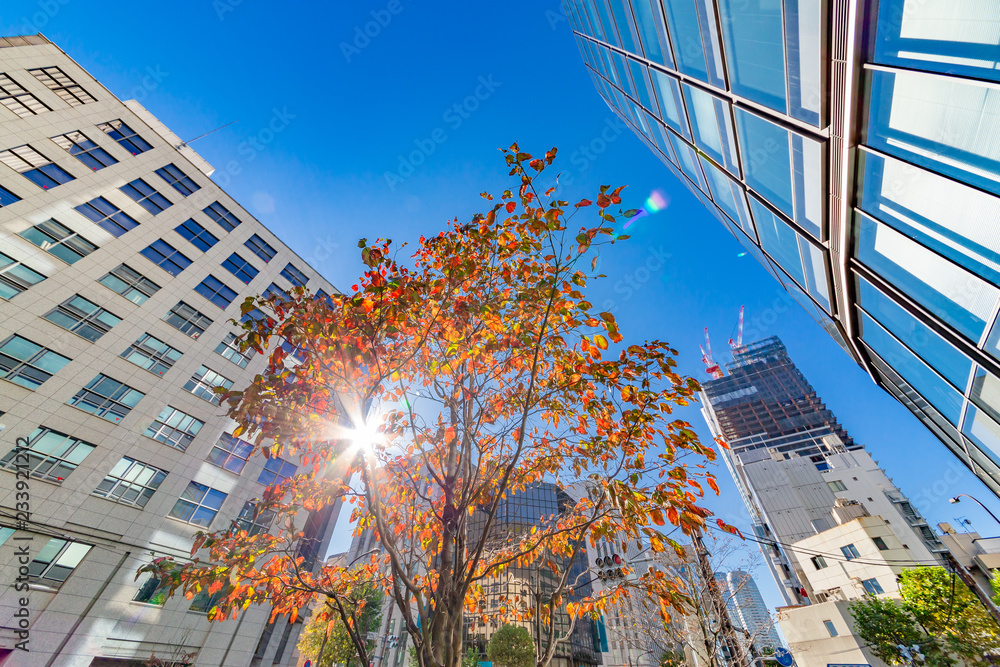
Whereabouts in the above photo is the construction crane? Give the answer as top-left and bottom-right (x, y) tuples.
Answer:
(728, 305), (745, 351)
(700, 328), (724, 379)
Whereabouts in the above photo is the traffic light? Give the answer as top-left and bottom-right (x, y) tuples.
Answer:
(595, 554), (626, 581)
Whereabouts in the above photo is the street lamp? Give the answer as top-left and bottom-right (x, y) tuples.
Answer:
(949, 494), (1000, 527)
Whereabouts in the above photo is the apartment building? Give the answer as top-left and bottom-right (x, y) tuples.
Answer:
(0, 35), (342, 666)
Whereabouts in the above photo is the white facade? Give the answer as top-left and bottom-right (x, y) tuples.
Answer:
(0, 35), (341, 666)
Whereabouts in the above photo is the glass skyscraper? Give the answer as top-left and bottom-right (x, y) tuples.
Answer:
(562, 0), (1000, 498)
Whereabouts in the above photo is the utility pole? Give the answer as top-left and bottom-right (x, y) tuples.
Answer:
(692, 530), (749, 667)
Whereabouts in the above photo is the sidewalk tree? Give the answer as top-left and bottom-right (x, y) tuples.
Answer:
(298, 583), (383, 667)
(488, 625), (535, 667)
(140, 144), (726, 667)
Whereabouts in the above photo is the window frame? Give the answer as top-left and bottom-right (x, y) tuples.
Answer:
(216, 332), (253, 368)
(194, 274), (238, 309)
(0, 426), (95, 483)
(0, 72), (49, 117)
(840, 543), (861, 561)
(207, 432), (254, 473)
(120, 333), (182, 377)
(234, 500), (275, 536)
(144, 406), (205, 451)
(175, 218), (218, 252)
(67, 374), (145, 423)
(74, 196), (140, 237)
(155, 163), (200, 196)
(0, 251), (46, 299)
(97, 119), (152, 155)
(169, 480), (227, 528)
(140, 239), (192, 277)
(203, 201), (242, 232)
(0, 334), (71, 389)
(99, 264), (160, 304)
(163, 301), (213, 339)
(120, 177), (172, 215)
(245, 234), (277, 263)
(51, 130), (118, 171)
(29, 66), (96, 106)
(93, 456), (168, 508)
(27, 538), (92, 589)
(257, 457), (297, 485)
(43, 294), (122, 342)
(280, 262), (309, 288)
(221, 252), (259, 285)
(183, 364), (234, 405)
(0, 144), (75, 189)
(19, 219), (98, 265)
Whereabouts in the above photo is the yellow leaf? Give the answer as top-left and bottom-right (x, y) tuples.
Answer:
(594, 334), (608, 350)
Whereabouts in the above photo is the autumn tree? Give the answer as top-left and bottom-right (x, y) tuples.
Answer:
(141, 144), (725, 667)
(298, 583), (383, 667)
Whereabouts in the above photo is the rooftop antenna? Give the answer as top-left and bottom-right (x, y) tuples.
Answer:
(175, 120), (238, 150)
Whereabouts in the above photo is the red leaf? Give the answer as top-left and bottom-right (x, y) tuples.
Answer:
(505, 201), (517, 213)
(575, 199), (592, 208)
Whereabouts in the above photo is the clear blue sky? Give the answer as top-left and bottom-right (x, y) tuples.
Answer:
(7, 0), (999, 613)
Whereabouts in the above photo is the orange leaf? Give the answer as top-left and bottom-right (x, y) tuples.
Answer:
(505, 201), (516, 213)
(575, 199), (592, 208)
(594, 334), (608, 350)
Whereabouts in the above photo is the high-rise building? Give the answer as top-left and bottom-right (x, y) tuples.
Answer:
(562, 0), (1000, 499)
(0, 35), (342, 666)
(718, 570), (780, 655)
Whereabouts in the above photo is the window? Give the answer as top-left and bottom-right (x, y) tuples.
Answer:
(163, 301), (213, 339)
(44, 295), (121, 342)
(0, 252), (46, 299)
(144, 406), (204, 451)
(29, 66), (96, 105)
(93, 456), (167, 508)
(155, 163), (200, 196)
(827, 480), (847, 492)
(0, 427), (95, 482)
(208, 433), (254, 473)
(99, 264), (161, 304)
(98, 119), (152, 155)
(221, 253), (258, 284)
(0, 183), (20, 207)
(120, 333), (182, 376)
(823, 620), (838, 637)
(194, 275), (238, 309)
(811, 555), (828, 570)
(120, 178), (172, 214)
(245, 234), (277, 263)
(175, 219), (218, 252)
(189, 585), (229, 613)
(316, 289), (335, 307)
(234, 501), (275, 536)
(51, 131), (117, 170)
(19, 219), (98, 264)
(203, 201), (242, 232)
(27, 538), (92, 588)
(872, 536), (889, 551)
(184, 365), (233, 405)
(169, 481), (227, 527)
(140, 239), (192, 277)
(280, 262), (309, 288)
(840, 544), (860, 561)
(0, 335), (70, 389)
(68, 374), (145, 423)
(216, 333), (253, 368)
(0, 72), (49, 117)
(74, 197), (140, 237)
(263, 283), (290, 302)
(0, 144), (75, 189)
(133, 575), (169, 605)
(861, 578), (885, 596)
(257, 457), (297, 485)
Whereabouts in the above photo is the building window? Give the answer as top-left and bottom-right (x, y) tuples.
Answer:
(0, 427), (95, 482)
(0, 144), (75, 189)
(234, 501), (275, 536)
(0, 335), (71, 389)
(68, 374), (145, 423)
(144, 406), (204, 451)
(208, 433), (254, 473)
(0, 183), (20, 207)
(221, 252), (258, 284)
(195, 275), (238, 309)
(872, 536), (889, 551)
(0, 72), (49, 117)
(0, 252), (45, 299)
(155, 163), (200, 196)
(861, 578), (885, 596)
(74, 196), (140, 237)
(280, 262), (309, 287)
(93, 456), (167, 508)
(29, 66), (96, 105)
(51, 131), (117, 170)
(827, 480), (847, 492)
(316, 289), (335, 307)
(140, 239), (192, 277)
(257, 457), (297, 485)
(99, 264), (161, 305)
(44, 295), (121, 342)
(27, 538), (92, 588)
(184, 365), (233, 405)
(19, 219), (98, 264)
(163, 301), (213, 339)
(203, 201), (242, 232)
(120, 333), (182, 376)
(840, 544), (860, 561)
(98, 119), (152, 155)
(216, 333), (253, 368)
(810, 555), (828, 570)
(264, 283), (290, 302)
(169, 481), (227, 527)
(120, 178), (172, 215)
(133, 575), (169, 605)
(175, 219), (218, 252)
(189, 586), (229, 613)
(823, 620), (838, 637)
(245, 234), (277, 263)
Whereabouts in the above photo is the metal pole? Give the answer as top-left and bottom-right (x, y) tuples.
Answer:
(951, 494), (1000, 528)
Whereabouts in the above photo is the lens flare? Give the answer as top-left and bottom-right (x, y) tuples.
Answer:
(623, 189), (671, 230)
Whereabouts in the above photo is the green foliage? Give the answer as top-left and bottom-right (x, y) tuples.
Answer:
(659, 649), (686, 667)
(487, 625), (535, 667)
(850, 595), (927, 666)
(463, 646), (482, 667)
(297, 586), (384, 667)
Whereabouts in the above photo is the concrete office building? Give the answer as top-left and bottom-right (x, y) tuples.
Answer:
(562, 0), (1000, 501)
(0, 35), (342, 665)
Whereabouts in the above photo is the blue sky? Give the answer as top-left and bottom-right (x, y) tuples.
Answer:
(6, 0), (999, 612)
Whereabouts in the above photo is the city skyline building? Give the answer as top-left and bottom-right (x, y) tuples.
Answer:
(718, 570), (781, 655)
(561, 0), (1000, 500)
(0, 35), (341, 666)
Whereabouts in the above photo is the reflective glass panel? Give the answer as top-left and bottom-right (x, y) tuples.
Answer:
(649, 69), (690, 139)
(683, 84), (739, 175)
(750, 195), (830, 310)
(661, 0), (726, 88)
(716, 0), (787, 111)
